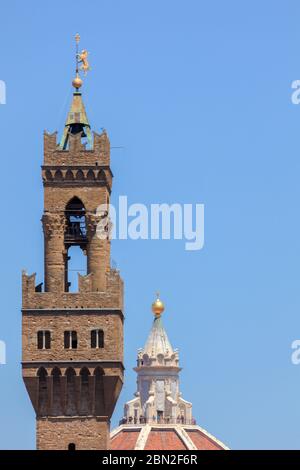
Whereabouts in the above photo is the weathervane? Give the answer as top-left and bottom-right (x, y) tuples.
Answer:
(72, 33), (91, 90)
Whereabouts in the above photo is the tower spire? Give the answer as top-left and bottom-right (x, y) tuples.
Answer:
(72, 32), (82, 90)
(60, 33), (92, 150)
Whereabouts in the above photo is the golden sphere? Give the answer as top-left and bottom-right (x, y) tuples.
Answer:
(72, 76), (83, 89)
(152, 295), (165, 316)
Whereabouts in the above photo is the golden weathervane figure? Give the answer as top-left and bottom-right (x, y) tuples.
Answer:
(72, 33), (91, 90)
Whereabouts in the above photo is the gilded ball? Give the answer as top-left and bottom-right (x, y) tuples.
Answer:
(72, 76), (83, 89)
(152, 297), (165, 316)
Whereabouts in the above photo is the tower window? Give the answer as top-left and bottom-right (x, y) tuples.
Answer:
(68, 443), (76, 451)
(37, 331), (51, 350)
(64, 331), (78, 349)
(91, 329), (104, 349)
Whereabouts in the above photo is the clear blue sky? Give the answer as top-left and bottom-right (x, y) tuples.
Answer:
(0, 0), (300, 450)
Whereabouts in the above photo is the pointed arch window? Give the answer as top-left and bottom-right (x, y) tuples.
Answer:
(64, 197), (87, 292)
(65, 197), (87, 240)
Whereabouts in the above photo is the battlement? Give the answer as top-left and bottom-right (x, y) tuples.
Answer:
(44, 130), (110, 166)
(22, 270), (124, 311)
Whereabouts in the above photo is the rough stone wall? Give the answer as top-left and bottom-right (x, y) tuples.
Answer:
(22, 312), (123, 362)
(22, 270), (124, 310)
(43, 185), (109, 213)
(36, 417), (109, 450)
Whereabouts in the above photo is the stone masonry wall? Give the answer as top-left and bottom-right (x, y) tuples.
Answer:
(36, 417), (109, 450)
(22, 312), (123, 362)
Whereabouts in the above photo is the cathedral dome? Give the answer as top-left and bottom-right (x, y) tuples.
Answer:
(110, 294), (229, 450)
(110, 423), (228, 451)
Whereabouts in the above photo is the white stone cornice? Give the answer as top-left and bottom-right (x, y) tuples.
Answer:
(175, 426), (198, 450)
(184, 425), (230, 450)
(135, 424), (151, 450)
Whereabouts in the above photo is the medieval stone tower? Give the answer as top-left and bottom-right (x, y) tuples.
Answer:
(21, 37), (124, 450)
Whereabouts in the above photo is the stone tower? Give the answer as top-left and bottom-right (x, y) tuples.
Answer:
(22, 40), (124, 450)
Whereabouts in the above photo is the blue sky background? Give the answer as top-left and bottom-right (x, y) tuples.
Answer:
(0, 0), (300, 449)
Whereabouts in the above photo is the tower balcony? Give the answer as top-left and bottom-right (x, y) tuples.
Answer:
(119, 416), (197, 426)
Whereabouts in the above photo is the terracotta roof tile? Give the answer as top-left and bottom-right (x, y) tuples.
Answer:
(187, 430), (223, 450)
(145, 430), (187, 450)
(110, 430), (140, 450)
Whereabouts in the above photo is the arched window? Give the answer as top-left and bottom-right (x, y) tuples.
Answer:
(91, 329), (104, 349)
(37, 331), (51, 349)
(64, 197), (87, 292)
(68, 443), (76, 451)
(64, 331), (77, 349)
(65, 197), (86, 240)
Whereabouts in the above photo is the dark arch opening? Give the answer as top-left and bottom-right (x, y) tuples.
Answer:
(68, 443), (76, 451)
(37, 366), (48, 378)
(65, 169), (74, 181)
(87, 169), (96, 180)
(97, 170), (106, 181)
(80, 367), (90, 381)
(54, 169), (63, 180)
(76, 170), (85, 181)
(51, 367), (62, 416)
(64, 197), (87, 292)
(45, 169), (53, 181)
(94, 367), (105, 416)
(65, 367), (77, 415)
(65, 197), (86, 235)
(79, 367), (90, 415)
(51, 366), (62, 376)
(94, 366), (104, 377)
(37, 367), (48, 416)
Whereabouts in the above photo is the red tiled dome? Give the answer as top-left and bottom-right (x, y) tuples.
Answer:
(111, 296), (229, 451)
(110, 425), (228, 450)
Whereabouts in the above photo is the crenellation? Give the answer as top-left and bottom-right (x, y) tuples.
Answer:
(43, 130), (111, 167)
(93, 131), (110, 165)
